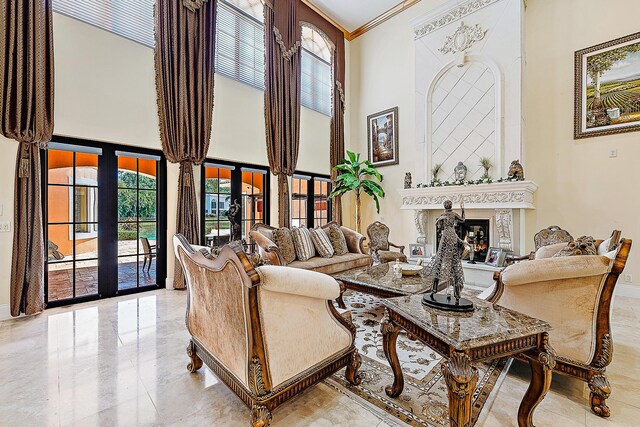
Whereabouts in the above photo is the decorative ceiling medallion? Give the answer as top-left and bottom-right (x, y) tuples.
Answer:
(183, 0), (209, 12)
(438, 21), (487, 55)
(414, 0), (498, 40)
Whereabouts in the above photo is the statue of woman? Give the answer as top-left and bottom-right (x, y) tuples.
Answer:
(426, 199), (466, 302)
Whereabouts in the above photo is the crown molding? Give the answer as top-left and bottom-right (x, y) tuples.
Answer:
(302, 0), (421, 42)
(411, 0), (500, 40)
(347, 0), (421, 41)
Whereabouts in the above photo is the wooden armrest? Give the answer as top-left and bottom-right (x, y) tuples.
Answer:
(505, 252), (534, 265)
(389, 242), (405, 254)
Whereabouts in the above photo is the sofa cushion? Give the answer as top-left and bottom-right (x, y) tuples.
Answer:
(310, 227), (334, 258)
(288, 253), (371, 275)
(323, 223), (348, 255)
(534, 242), (567, 259)
(272, 227), (296, 264)
(554, 235), (597, 257)
(291, 227), (316, 261)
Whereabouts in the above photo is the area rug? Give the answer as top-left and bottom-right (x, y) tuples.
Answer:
(325, 291), (509, 427)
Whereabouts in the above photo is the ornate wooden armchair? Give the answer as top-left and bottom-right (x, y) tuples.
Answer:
(366, 221), (407, 264)
(173, 235), (361, 427)
(486, 232), (631, 417)
(506, 225), (574, 264)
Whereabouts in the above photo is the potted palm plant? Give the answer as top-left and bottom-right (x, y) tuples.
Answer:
(329, 151), (384, 233)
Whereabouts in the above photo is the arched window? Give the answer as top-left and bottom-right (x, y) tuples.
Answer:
(301, 25), (333, 116)
(216, 0), (265, 89)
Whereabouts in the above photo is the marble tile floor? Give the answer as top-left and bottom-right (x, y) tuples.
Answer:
(0, 289), (638, 427)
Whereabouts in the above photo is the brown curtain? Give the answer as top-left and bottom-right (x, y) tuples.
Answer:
(0, 0), (54, 316)
(299, 4), (346, 224)
(264, 0), (301, 228)
(155, 0), (216, 289)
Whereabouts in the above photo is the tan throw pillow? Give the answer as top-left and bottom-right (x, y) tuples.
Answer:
(310, 227), (334, 258)
(554, 235), (597, 257)
(291, 227), (316, 261)
(272, 227), (296, 264)
(323, 223), (348, 255)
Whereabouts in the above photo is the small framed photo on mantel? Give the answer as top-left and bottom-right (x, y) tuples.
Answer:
(408, 243), (427, 260)
(485, 247), (506, 268)
(367, 107), (399, 167)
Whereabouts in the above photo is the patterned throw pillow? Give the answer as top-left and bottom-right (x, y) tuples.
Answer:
(554, 235), (597, 257)
(291, 227), (316, 261)
(310, 227), (334, 258)
(272, 227), (296, 264)
(323, 223), (349, 255)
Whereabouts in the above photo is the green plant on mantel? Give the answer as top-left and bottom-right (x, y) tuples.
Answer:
(329, 151), (384, 233)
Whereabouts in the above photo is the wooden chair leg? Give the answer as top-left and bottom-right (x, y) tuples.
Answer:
(251, 404), (272, 427)
(589, 374), (611, 417)
(186, 340), (203, 373)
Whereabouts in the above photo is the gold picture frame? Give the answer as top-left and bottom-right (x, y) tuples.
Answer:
(367, 107), (399, 167)
(575, 32), (640, 139)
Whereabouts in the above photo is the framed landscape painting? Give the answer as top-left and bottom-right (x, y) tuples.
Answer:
(367, 107), (399, 167)
(575, 32), (640, 139)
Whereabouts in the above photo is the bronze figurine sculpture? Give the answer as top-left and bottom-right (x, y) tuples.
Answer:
(423, 200), (474, 312)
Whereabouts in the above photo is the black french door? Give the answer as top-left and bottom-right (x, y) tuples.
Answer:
(43, 137), (167, 308)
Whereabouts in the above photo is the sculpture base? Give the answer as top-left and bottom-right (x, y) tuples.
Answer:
(421, 292), (475, 312)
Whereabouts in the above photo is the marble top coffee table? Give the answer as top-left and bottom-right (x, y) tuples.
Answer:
(332, 263), (432, 308)
(381, 294), (555, 427)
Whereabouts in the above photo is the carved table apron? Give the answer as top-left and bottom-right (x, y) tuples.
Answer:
(380, 295), (555, 427)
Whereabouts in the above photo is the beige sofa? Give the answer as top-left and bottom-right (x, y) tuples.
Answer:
(249, 222), (372, 275)
(483, 232), (632, 418)
(174, 235), (361, 427)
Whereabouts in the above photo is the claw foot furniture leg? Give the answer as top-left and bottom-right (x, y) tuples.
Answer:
(442, 351), (478, 427)
(186, 340), (203, 373)
(381, 309), (404, 397)
(589, 374), (611, 418)
(345, 350), (362, 385)
(251, 404), (272, 427)
(518, 333), (555, 427)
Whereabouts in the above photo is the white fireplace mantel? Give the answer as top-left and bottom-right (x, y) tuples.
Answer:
(399, 180), (538, 210)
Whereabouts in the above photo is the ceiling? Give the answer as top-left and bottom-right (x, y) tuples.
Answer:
(306, 0), (405, 32)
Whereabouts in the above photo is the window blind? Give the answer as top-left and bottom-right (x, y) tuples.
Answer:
(216, 1), (265, 90)
(301, 49), (332, 116)
(52, 0), (155, 48)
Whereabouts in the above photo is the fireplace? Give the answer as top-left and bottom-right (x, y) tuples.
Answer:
(436, 219), (490, 261)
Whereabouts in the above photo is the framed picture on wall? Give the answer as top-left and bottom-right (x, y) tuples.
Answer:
(575, 32), (640, 139)
(367, 107), (399, 167)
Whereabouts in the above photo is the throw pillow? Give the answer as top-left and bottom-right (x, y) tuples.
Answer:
(272, 227), (296, 264)
(291, 227), (316, 261)
(554, 235), (597, 257)
(323, 223), (349, 255)
(310, 227), (334, 258)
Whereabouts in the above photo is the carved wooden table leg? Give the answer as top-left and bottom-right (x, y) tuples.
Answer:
(186, 340), (203, 373)
(336, 280), (347, 309)
(442, 351), (478, 427)
(518, 333), (555, 427)
(381, 309), (404, 397)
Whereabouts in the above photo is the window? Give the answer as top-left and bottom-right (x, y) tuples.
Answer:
(53, 0), (154, 47)
(291, 172), (332, 228)
(301, 26), (332, 116)
(216, 0), (265, 89)
(201, 161), (270, 252)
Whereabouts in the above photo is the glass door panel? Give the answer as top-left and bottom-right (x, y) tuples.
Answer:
(203, 165), (233, 247)
(291, 176), (309, 228)
(241, 170), (266, 252)
(46, 149), (99, 302)
(117, 155), (159, 291)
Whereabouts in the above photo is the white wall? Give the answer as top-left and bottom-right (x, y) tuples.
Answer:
(0, 12), (334, 307)
(348, 0), (638, 283)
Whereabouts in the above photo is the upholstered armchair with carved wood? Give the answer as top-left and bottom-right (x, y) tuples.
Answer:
(483, 232), (631, 418)
(366, 221), (407, 264)
(173, 235), (361, 427)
